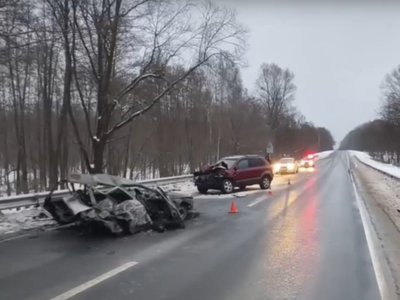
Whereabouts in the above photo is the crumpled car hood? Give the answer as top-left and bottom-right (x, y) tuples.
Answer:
(80, 198), (151, 234)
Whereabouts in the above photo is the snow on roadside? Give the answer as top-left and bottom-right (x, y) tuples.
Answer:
(316, 150), (333, 160)
(0, 207), (55, 236)
(354, 162), (400, 232)
(160, 181), (263, 199)
(159, 180), (197, 195)
(351, 150), (400, 179)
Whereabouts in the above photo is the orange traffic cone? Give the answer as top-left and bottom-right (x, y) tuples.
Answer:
(288, 179), (291, 185)
(229, 201), (239, 214)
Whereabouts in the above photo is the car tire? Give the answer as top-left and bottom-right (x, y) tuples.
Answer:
(221, 179), (234, 194)
(260, 175), (271, 190)
(197, 186), (208, 194)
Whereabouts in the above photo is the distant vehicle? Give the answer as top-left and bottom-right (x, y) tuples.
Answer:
(300, 153), (316, 168)
(274, 157), (298, 174)
(193, 155), (274, 194)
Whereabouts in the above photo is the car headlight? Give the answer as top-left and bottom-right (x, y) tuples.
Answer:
(274, 163), (281, 172)
(287, 163), (295, 170)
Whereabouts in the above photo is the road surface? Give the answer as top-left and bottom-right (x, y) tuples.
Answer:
(0, 152), (381, 300)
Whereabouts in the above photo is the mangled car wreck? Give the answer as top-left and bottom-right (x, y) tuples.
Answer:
(44, 174), (195, 234)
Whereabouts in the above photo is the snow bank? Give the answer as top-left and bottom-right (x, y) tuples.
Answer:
(316, 150), (334, 160)
(160, 180), (197, 195)
(351, 150), (400, 179)
(0, 207), (55, 236)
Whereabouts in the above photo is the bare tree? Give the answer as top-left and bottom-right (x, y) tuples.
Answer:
(69, 0), (246, 173)
(380, 65), (400, 127)
(256, 63), (296, 141)
(1, 0), (34, 193)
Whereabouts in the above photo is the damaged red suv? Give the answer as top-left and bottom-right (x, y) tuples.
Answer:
(193, 155), (274, 194)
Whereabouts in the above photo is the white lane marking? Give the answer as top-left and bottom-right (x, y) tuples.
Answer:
(50, 261), (138, 300)
(247, 196), (267, 207)
(349, 161), (387, 299)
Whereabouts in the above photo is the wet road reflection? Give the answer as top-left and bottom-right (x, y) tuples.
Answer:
(261, 175), (320, 299)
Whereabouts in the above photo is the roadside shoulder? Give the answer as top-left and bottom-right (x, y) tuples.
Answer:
(353, 160), (400, 298)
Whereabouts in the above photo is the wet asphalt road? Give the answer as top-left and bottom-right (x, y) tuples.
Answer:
(0, 151), (381, 300)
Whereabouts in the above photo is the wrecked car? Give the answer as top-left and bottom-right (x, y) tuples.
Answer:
(43, 173), (194, 234)
(194, 155), (274, 194)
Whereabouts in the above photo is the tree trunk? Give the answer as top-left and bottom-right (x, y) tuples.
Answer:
(93, 139), (106, 173)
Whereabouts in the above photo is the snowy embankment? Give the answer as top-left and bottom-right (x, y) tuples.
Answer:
(351, 151), (400, 179)
(316, 150), (334, 160)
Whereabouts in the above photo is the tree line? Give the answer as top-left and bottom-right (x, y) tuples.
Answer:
(0, 0), (334, 195)
(340, 65), (400, 164)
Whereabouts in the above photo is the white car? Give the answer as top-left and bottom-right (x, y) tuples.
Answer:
(274, 157), (298, 174)
(300, 153), (316, 168)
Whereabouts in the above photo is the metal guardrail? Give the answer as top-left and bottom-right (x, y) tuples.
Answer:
(0, 175), (193, 211)
(353, 156), (400, 182)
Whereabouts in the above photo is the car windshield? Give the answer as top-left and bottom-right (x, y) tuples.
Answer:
(217, 159), (237, 169)
(280, 158), (294, 164)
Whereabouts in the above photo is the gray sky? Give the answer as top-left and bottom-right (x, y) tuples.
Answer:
(217, 0), (400, 144)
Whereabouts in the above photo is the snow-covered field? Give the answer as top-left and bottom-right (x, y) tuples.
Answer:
(351, 150), (400, 179)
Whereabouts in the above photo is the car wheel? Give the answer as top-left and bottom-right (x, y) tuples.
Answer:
(179, 204), (189, 220)
(221, 179), (234, 194)
(197, 186), (208, 194)
(260, 176), (271, 190)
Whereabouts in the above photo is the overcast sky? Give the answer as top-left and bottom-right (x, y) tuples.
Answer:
(216, 0), (400, 144)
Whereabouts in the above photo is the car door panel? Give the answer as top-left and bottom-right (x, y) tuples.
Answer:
(248, 158), (265, 184)
(234, 159), (251, 184)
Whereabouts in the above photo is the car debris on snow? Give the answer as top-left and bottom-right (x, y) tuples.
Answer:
(44, 173), (196, 235)
(232, 193), (247, 198)
(0, 207), (56, 235)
